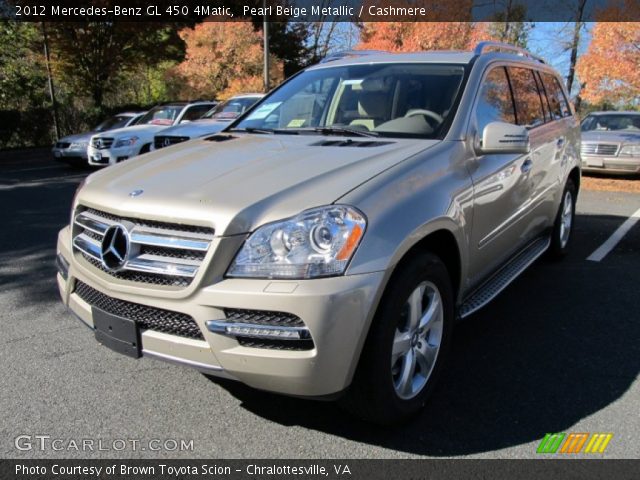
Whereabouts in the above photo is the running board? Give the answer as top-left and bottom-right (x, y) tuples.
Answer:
(459, 236), (551, 319)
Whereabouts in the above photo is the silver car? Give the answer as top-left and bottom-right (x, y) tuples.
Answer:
(153, 94), (264, 150)
(56, 43), (580, 424)
(581, 111), (640, 174)
(52, 112), (144, 167)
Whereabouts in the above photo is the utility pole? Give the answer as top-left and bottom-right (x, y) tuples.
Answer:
(263, 0), (270, 92)
(41, 22), (60, 140)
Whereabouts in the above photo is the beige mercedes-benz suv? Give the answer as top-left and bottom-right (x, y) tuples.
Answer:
(56, 43), (580, 424)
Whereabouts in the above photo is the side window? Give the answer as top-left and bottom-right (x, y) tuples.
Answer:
(540, 73), (568, 120)
(507, 67), (545, 128)
(553, 77), (572, 117)
(182, 105), (211, 122)
(475, 67), (516, 134)
(533, 71), (550, 122)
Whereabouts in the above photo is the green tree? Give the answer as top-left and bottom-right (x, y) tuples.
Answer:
(0, 22), (47, 109)
(46, 21), (185, 108)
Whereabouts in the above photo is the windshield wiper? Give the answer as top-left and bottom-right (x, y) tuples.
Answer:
(230, 127), (299, 135)
(308, 126), (380, 138)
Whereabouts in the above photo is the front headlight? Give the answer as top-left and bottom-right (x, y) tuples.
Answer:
(114, 136), (139, 148)
(619, 144), (640, 156)
(227, 205), (366, 279)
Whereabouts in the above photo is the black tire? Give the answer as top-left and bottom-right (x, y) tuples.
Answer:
(341, 252), (454, 425)
(139, 144), (151, 155)
(548, 179), (576, 259)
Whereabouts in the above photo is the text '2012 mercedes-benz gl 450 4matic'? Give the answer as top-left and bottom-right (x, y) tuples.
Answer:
(57, 43), (581, 425)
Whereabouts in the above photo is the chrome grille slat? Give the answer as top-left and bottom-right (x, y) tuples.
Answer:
(581, 143), (619, 156)
(129, 228), (210, 251)
(72, 233), (102, 261)
(72, 206), (214, 288)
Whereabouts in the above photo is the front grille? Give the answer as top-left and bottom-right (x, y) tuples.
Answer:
(154, 136), (190, 149)
(56, 141), (70, 149)
(224, 309), (305, 328)
(581, 143), (619, 156)
(74, 281), (204, 340)
(72, 206), (214, 288)
(92, 137), (114, 149)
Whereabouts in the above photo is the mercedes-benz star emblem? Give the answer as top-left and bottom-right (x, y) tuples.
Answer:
(129, 189), (143, 197)
(100, 224), (130, 271)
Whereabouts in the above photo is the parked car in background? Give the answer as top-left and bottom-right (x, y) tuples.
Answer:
(153, 94), (263, 150)
(57, 43), (580, 425)
(88, 101), (215, 166)
(580, 111), (640, 175)
(52, 112), (145, 167)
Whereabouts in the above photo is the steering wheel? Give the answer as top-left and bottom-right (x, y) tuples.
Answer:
(404, 109), (444, 125)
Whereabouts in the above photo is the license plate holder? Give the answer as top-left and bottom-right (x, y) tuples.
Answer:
(93, 308), (141, 358)
(586, 157), (604, 167)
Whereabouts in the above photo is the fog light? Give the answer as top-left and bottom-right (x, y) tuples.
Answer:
(206, 320), (310, 340)
(56, 252), (70, 280)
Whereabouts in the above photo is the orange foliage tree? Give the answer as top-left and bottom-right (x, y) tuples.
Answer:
(172, 20), (283, 100)
(357, 0), (498, 51)
(576, 20), (640, 104)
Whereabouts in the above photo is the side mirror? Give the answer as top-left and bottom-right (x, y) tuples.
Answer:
(477, 121), (530, 155)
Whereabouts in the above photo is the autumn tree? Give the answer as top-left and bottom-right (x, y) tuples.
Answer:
(46, 21), (185, 108)
(172, 21), (283, 100)
(576, 20), (640, 105)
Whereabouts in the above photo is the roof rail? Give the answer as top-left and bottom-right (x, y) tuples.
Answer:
(320, 50), (388, 64)
(474, 41), (546, 64)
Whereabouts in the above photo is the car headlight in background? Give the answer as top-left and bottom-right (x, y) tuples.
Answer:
(228, 205), (366, 279)
(114, 136), (139, 148)
(619, 144), (640, 156)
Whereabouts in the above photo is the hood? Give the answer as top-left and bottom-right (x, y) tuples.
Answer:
(58, 131), (95, 143)
(158, 119), (229, 138)
(80, 134), (438, 236)
(93, 124), (167, 138)
(582, 130), (640, 144)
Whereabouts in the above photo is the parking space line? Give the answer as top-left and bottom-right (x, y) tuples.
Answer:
(587, 207), (640, 262)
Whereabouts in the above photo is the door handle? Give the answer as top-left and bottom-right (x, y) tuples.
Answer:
(521, 158), (533, 174)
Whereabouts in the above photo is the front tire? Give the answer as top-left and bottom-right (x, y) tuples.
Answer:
(342, 252), (453, 425)
(548, 179), (576, 259)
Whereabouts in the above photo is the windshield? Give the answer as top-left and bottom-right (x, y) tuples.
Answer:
(95, 115), (132, 132)
(234, 64), (465, 138)
(581, 114), (640, 132)
(204, 97), (261, 120)
(137, 106), (184, 126)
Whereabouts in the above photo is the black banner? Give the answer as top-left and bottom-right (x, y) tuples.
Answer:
(1, 0), (638, 22)
(1, 459), (639, 480)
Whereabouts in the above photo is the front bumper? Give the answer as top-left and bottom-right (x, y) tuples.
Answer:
(52, 147), (88, 164)
(581, 155), (640, 174)
(56, 227), (385, 397)
(87, 145), (139, 167)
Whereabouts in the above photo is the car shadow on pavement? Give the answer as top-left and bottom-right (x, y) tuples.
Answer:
(0, 165), (84, 305)
(208, 214), (640, 456)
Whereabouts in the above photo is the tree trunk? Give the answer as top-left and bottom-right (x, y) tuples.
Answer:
(566, 0), (587, 95)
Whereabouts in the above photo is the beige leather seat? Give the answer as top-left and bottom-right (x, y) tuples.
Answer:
(350, 92), (387, 130)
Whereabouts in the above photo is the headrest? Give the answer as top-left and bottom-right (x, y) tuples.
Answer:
(358, 92), (387, 118)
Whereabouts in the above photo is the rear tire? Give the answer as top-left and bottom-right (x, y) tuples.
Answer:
(548, 179), (576, 259)
(341, 252), (453, 425)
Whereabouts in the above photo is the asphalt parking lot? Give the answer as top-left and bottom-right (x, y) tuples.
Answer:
(1, 156), (639, 459)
